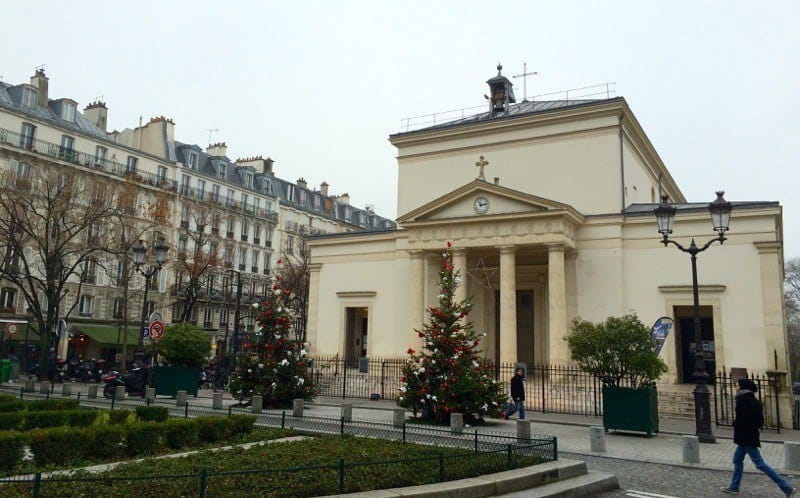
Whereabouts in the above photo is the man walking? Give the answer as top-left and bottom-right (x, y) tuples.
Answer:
(502, 367), (525, 420)
(721, 378), (795, 496)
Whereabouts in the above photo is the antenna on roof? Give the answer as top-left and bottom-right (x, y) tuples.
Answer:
(206, 128), (219, 145)
(92, 95), (104, 102)
(35, 64), (46, 72)
(512, 62), (538, 102)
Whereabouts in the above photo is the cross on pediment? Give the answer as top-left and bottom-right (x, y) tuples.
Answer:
(475, 155), (489, 181)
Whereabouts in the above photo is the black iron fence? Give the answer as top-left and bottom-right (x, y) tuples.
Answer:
(713, 369), (782, 431)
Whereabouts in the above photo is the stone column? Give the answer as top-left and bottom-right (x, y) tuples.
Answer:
(409, 251), (426, 342)
(547, 245), (569, 364)
(499, 246), (517, 364)
(306, 263), (322, 352)
(452, 248), (468, 304)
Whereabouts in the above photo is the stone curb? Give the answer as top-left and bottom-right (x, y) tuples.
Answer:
(324, 459), (617, 497)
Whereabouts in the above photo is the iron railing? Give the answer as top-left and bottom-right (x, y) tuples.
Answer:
(0, 127), (178, 191)
(713, 369), (782, 431)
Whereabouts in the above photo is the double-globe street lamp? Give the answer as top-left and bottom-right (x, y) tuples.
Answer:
(654, 191), (732, 444)
(131, 237), (170, 365)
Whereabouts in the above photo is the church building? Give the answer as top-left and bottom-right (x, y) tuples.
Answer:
(306, 66), (790, 392)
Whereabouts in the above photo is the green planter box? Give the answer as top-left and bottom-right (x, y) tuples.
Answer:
(154, 365), (199, 397)
(602, 385), (659, 436)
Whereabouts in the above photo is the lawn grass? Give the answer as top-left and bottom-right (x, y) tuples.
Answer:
(2, 435), (547, 497)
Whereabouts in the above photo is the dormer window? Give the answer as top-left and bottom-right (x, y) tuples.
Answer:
(245, 173), (253, 188)
(313, 195), (321, 211)
(188, 152), (198, 170)
(344, 207), (352, 223)
(218, 163), (226, 179)
(61, 102), (76, 122)
(22, 88), (37, 108)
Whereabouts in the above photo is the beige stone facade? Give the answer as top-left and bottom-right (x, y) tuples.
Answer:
(307, 92), (792, 391)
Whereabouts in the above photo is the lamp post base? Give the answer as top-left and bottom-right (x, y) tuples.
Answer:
(693, 380), (716, 443)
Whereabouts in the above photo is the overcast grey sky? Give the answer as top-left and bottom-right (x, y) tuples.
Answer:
(2, 1), (798, 256)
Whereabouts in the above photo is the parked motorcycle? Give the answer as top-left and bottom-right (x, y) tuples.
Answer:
(81, 358), (105, 383)
(102, 365), (147, 398)
(198, 368), (212, 390)
(65, 358), (83, 382)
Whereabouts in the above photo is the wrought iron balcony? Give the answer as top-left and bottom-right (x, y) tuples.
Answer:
(0, 127), (178, 191)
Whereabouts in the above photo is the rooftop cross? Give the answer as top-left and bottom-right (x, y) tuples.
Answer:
(475, 155), (489, 181)
(512, 62), (538, 102)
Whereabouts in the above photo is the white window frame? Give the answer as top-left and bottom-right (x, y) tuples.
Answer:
(22, 88), (37, 108)
(62, 102), (76, 122)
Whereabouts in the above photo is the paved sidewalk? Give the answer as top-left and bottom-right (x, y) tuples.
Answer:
(6, 381), (798, 477)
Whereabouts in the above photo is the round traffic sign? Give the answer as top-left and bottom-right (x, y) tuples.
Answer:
(149, 320), (165, 341)
(6, 323), (19, 335)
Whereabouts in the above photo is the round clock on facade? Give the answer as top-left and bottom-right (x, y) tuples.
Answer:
(474, 197), (489, 215)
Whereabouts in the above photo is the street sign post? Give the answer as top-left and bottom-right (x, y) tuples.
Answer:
(149, 320), (165, 341)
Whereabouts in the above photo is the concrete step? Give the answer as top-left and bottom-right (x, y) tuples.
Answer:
(494, 470), (619, 497)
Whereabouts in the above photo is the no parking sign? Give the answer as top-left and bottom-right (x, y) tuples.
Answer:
(149, 320), (165, 341)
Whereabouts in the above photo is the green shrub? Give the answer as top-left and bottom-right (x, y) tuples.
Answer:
(28, 427), (90, 466)
(227, 414), (257, 436)
(162, 418), (199, 449)
(125, 422), (163, 456)
(23, 410), (68, 430)
(0, 431), (27, 470)
(0, 400), (26, 413)
(0, 394), (17, 403)
(155, 322), (211, 367)
(88, 425), (126, 460)
(25, 398), (80, 411)
(108, 409), (133, 425)
(66, 410), (100, 428)
(0, 411), (25, 431)
(196, 416), (231, 443)
(135, 405), (169, 422)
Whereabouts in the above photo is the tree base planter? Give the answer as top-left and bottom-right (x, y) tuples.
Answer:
(154, 365), (199, 397)
(602, 386), (659, 437)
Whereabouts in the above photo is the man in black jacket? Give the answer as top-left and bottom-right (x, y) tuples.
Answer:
(722, 378), (795, 496)
(502, 367), (525, 420)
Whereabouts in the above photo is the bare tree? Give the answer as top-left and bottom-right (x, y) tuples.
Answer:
(785, 257), (799, 381)
(173, 197), (223, 322)
(279, 240), (310, 343)
(0, 160), (118, 379)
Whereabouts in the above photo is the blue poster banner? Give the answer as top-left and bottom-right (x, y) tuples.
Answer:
(651, 316), (674, 356)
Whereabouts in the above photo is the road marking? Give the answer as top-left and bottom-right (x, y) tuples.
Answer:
(625, 492), (680, 498)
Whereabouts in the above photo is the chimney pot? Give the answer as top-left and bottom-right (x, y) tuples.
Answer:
(493, 177), (500, 186)
(320, 181), (329, 197)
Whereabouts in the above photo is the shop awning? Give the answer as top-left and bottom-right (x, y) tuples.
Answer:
(73, 323), (140, 346)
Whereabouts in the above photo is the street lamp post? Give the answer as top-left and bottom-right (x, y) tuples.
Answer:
(131, 237), (170, 365)
(654, 191), (732, 444)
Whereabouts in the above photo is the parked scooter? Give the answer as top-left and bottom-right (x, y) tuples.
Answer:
(81, 358), (105, 383)
(102, 364), (147, 398)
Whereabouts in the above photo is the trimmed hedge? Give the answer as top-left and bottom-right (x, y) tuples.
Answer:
(22, 409), (99, 430)
(162, 418), (199, 449)
(0, 400), (26, 413)
(135, 405), (169, 422)
(0, 412), (25, 431)
(0, 430), (27, 471)
(0, 394), (17, 403)
(125, 422), (163, 456)
(196, 416), (231, 444)
(108, 409), (132, 425)
(89, 425), (126, 460)
(227, 414), (257, 436)
(28, 427), (91, 466)
(25, 399), (80, 411)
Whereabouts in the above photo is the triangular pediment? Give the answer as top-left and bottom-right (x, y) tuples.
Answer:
(397, 180), (579, 224)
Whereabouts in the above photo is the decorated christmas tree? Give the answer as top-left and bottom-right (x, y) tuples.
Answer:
(397, 243), (505, 424)
(229, 259), (315, 407)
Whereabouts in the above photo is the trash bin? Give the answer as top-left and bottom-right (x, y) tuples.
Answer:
(9, 360), (20, 381)
(0, 360), (10, 382)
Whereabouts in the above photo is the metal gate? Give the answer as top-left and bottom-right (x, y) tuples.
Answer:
(713, 370), (780, 431)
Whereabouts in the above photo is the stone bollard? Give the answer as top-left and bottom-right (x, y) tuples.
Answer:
(450, 413), (464, 434)
(517, 420), (532, 441)
(341, 403), (353, 422)
(682, 435), (700, 464)
(393, 408), (405, 428)
(24, 379), (35, 392)
(176, 390), (187, 407)
(115, 385), (126, 400)
(213, 392), (224, 410)
(145, 387), (155, 403)
(251, 395), (263, 414)
(589, 426), (606, 452)
(87, 384), (98, 399)
(61, 383), (71, 396)
(785, 441), (800, 472)
(293, 399), (304, 418)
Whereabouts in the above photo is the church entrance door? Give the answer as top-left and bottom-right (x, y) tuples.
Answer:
(344, 307), (368, 367)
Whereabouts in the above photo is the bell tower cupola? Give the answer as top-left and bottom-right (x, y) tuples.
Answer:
(485, 63), (516, 115)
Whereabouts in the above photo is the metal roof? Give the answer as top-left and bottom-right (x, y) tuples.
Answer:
(624, 201), (779, 217)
